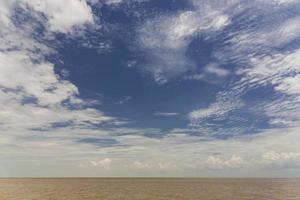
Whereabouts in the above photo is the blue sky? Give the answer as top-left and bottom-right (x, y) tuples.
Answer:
(1, 0), (300, 177)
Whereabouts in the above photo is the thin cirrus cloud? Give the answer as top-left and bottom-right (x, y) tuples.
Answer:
(185, 63), (230, 81)
(187, 0), (300, 133)
(136, 3), (231, 83)
(154, 112), (180, 117)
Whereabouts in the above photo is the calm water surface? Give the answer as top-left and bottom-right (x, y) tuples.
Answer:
(0, 178), (299, 200)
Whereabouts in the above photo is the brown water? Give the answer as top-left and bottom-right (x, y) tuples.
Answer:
(0, 178), (299, 200)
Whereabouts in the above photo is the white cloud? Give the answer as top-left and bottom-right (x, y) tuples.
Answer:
(188, 97), (240, 123)
(237, 50), (300, 126)
(261, 0), (299, 5)
(262, 151), (300, 162)
(132, 161), (150, 169)
(275, 75), (300, 95)
(132, 161), (177, 171)
(185, 74), (205, 80)
(90, 158), (112, 169)
(104, 0), (123, 5)
(261, 151), (300, 169)
(157, 162), (177, 170)
(0, 51), (113, 131)
(162, 10), (229, 49)
(116, 126), (300, 175)
(21, 0), (94, 33)
(0, 0), (115, 132)
(204, 63), (229, 77)
(186, 63), (230, 81)
(0, 51), (78, 106)
(115, 96), (131, 105)
(0, 0), (16, 26)
(2, 121), (300, 176)
(101, 0), (149, 6)
(240, 50), (300, 85)
(187, 0), (300, 128)
(203, 150), (300, 171)
(154, 112), (180, 117)
(189, 107), (221, 121)
(205, 155), (245, 169)
(137, 4), (231, 83)
(277, 16), (300, 44)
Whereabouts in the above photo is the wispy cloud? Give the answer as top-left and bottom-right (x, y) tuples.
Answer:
(204, 63), (229, 77)
(187, 0), (300, 135)
(136, 3), (231, 83)
(115, 96), (131, 105)
(154, 112), (180, 117)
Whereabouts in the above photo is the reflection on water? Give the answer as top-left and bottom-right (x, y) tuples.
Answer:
(0, 178), (299, 200)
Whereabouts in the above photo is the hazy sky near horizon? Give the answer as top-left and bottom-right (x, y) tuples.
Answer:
(1, 0), (300, 177)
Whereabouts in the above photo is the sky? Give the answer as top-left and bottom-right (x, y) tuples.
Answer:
(1, 0), (300, 177)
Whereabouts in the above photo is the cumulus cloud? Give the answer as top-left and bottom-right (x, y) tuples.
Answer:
(132, 161), (149, 169)
(0, 51), (78, 106)
(203, 151), (300, 171)
(0, 0), (114, 132)
(21, 0), (94, 33)
(90, 158), (112, 169)
(262, 151), (300, 162)
(0, 0), (15, 26)
(205, 155), (245, 169)
(261, 151), (300, 169)
(113, 126), (300, 175)
(132, 161), (177, 171)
